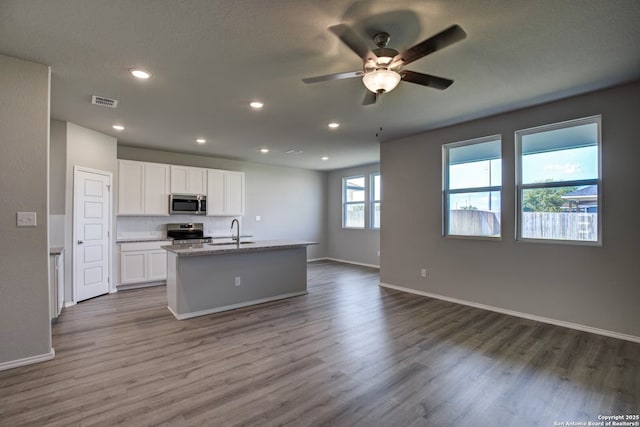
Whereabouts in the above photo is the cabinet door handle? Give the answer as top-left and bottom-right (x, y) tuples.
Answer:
(77, 240), (84, 245)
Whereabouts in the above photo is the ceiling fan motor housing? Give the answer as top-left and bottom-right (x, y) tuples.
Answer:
(373, 32), (390, 48)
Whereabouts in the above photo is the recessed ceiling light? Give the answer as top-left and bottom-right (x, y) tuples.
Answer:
(321, 156), (329, 161)
(130, 69), (151, 79)
(250, 101), (264, 109)
(328, 122), (340, 129)
(196, 138), (206, 144)
(260, 148), (269, 153)
(285, 149), (304, 154)
(112, 124), (125, 131)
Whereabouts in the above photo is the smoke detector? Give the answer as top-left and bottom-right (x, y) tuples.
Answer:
(91, 95), (118, 108)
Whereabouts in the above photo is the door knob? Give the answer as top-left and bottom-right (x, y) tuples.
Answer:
(77, 240), (84, 244)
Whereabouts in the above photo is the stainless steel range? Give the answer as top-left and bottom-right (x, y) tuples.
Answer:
(166, 223), (212, 244)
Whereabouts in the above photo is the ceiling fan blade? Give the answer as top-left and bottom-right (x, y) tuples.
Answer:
(401, 70), (454, 90)
(394, 24), (466, 66)
(329, 24), (377, 60)
(302, 70), (364, 84)
(362, 90), (378, 105)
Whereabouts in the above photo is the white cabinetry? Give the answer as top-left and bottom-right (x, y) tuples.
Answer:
(170, 165), (207, 195)
(120, 241), (172, 286)
(207, 169), (244, 216)
(118, 160), (170, 215)
(49, 251), (64, 320)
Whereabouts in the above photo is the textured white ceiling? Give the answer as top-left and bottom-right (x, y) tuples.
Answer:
(1, 0), (639, 170)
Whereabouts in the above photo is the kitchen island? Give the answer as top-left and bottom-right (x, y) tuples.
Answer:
(163, 240), (316, 320)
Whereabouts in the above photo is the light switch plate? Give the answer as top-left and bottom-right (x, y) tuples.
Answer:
(17, 212), (37, 227)
(255, 215), (261, 221)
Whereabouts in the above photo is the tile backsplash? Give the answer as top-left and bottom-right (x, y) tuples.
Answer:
(117, 215), (244, 240)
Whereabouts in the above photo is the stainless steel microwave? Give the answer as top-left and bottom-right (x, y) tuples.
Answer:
(169, 194), (207, 215)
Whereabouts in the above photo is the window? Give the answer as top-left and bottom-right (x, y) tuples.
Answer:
(516, 116), (601, 244)
(370, 173), (381, 229)
(443, 135), (502, 238)
(343, 176), (365, 228)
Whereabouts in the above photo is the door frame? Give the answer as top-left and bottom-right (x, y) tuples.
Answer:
(73, 166), (113, 304)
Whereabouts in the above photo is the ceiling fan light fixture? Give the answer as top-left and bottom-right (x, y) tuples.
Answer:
(362, 69), (401, 94)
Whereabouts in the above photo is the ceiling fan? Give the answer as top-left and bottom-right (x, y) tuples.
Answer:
(302, 23), (467, 105)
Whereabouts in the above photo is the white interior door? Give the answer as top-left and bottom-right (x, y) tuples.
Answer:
(74, 167), (111, 302)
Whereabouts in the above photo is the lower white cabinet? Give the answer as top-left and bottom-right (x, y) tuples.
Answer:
(49, 251), (64, 320)
(120, 241), (171, 285)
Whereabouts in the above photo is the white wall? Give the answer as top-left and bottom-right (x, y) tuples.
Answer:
(380, 81), (640, 338)
(64, 122), (117, 303)
(0, 54), (52, 366)
(327, 163), (380, 267)
(117, 146), (327, 260)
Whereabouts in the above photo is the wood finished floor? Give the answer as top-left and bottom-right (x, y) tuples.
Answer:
(1, 261), (638, 426)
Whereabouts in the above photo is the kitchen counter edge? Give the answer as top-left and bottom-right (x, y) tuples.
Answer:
(117, 238), (173, 244)
(162, 240), (317, 257)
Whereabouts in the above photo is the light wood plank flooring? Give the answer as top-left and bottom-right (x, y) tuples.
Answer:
(1, 261), (638, 426)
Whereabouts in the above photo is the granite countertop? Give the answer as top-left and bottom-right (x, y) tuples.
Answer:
(116, 235), (253, 244)
(117, 237), (174, 244)
(50, 246), (64, 255)
(162, 240), (317, 257)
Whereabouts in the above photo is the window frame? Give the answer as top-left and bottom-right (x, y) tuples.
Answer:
(515, 115), (602, 246)
(370, 172), (381, 230)
(442, 134), (503, 239)
(342, 175), (366, 229)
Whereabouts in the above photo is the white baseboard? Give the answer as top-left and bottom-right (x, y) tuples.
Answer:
(168, 291), (308, 320)
(324, 257), (380, 269)
(64, 301), (76, 308)
(307, 258), (326, 262)
(379, 282), (640, 344)
(117, 281), (166, 291)
(0, 348), (55, 371)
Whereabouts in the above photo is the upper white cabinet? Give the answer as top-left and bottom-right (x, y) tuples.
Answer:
(118, 160), (170, 215)
(118, 159), (242, 217)
(225, 171), (244, 215)
(207, 169), (245, 216)
(170, 165), (207, 195)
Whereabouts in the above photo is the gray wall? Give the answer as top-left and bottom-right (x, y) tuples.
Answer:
(117, 146), (327, 260)
(327, 163), (380, 266)
(380, 81), (640, 338)
(0, 54), (52, 364)
(49, 120), (67, 215)
(64, 122), (118, 303)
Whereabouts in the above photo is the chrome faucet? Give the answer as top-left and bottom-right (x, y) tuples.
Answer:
(231, 219), (240, 243)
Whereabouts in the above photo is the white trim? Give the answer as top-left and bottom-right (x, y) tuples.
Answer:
(306, 258), (326, 263)
(168, 291), (308, 320)
(64, 301), (76, 308)
(0, 349), (55, 371)
(325, 257), (379, 269)
(379, 282), (640, 344)
(116, 281), (165, 291)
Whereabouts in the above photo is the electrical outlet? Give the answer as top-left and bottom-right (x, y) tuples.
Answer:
(235, 276), (241, 286)
(421, 268), (427, 278)
(255, 215), (261, 221)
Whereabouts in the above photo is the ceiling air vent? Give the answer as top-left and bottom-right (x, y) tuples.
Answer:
(91, 95), (118, 108)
